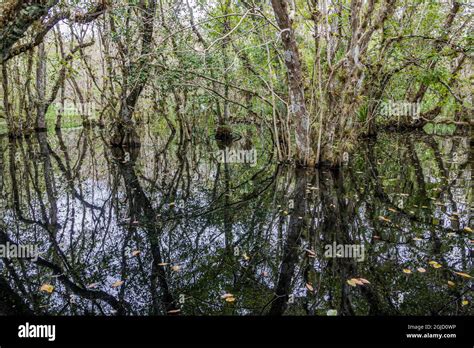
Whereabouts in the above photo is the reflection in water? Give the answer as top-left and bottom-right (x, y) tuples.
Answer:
(0, 128), (471, 316)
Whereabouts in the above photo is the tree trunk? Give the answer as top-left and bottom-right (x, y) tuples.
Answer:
(35, 42), (47, 130)
(271, 0), (313, 166)
(111, 0), (157, 147)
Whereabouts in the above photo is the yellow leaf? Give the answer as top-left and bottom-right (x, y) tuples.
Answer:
(346, 279), (357, 287)
(432, 263), (442, 269)
(388, 208), (397, 213)
(40, 284), (54, 294)
(351, 278), (364, 285)
(417, 268), (426, 273)
(447, 281), (455, 287)
(306, 283), (314, 292)
(463, 227), (473, 233)
(461, 300), (469, 306)
(225, 296), (236, 303)
(221, 293), (234, 300)
(242, 253), (250, 261)
(428, 261), (438, 265)
(413, 237), (422, 241)
(403, 269), (412, 274)
(111, 280), (124, 288)
(454, 272), (472, 279)
(131, 250), (140, 257)
(378, 216), (391, 222)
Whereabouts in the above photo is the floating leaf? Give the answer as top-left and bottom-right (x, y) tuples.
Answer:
(417, 268), (426, 273)
(403, 269), (412, 274)
(347, 279), (357, 287)
(40, 284), (54, 294)
(326, 309), (337, 316)
(378, 216), (391, 222)
(111, 280), (124, 288)
(454, 272), (472, 279)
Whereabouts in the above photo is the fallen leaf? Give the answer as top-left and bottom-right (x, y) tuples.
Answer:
(447, 281), (455, 287)
(171, 265), (181, 272)
(454, 272), (472, 279)
(225, 296), (236, 303)
(131, 250), (140, 257)
(461, 300), (469, 306)
(351, 278), (364, 285)
(463, 227), (473, 233)
(358, 278), (370, 284)
(40, 284), (54, 294)
(167, 309), (181, 314)
(413, 237), (423, 241)
(403, 269), (412, 274)
(306, 283), (314, 292)
(86, 283), (99, 289)
(157, 262), (169, 266)
(432, 263), (442, 269)
(111, 280), (124, 288)
(242, 253), (250, 261)
(326, 309), (337, 316)
(221, 293), (233, 299)
(347, 279), (357, 287)
(378, 216), (391, 222)
(388, 208), (398, 213)
(305, 249), (316, 257)
(417, 268), (426, 273)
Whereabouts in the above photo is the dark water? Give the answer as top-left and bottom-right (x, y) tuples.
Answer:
(0, 127), (472, 316)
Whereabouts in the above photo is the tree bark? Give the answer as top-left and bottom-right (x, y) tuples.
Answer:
(271, 0), (313, 166)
